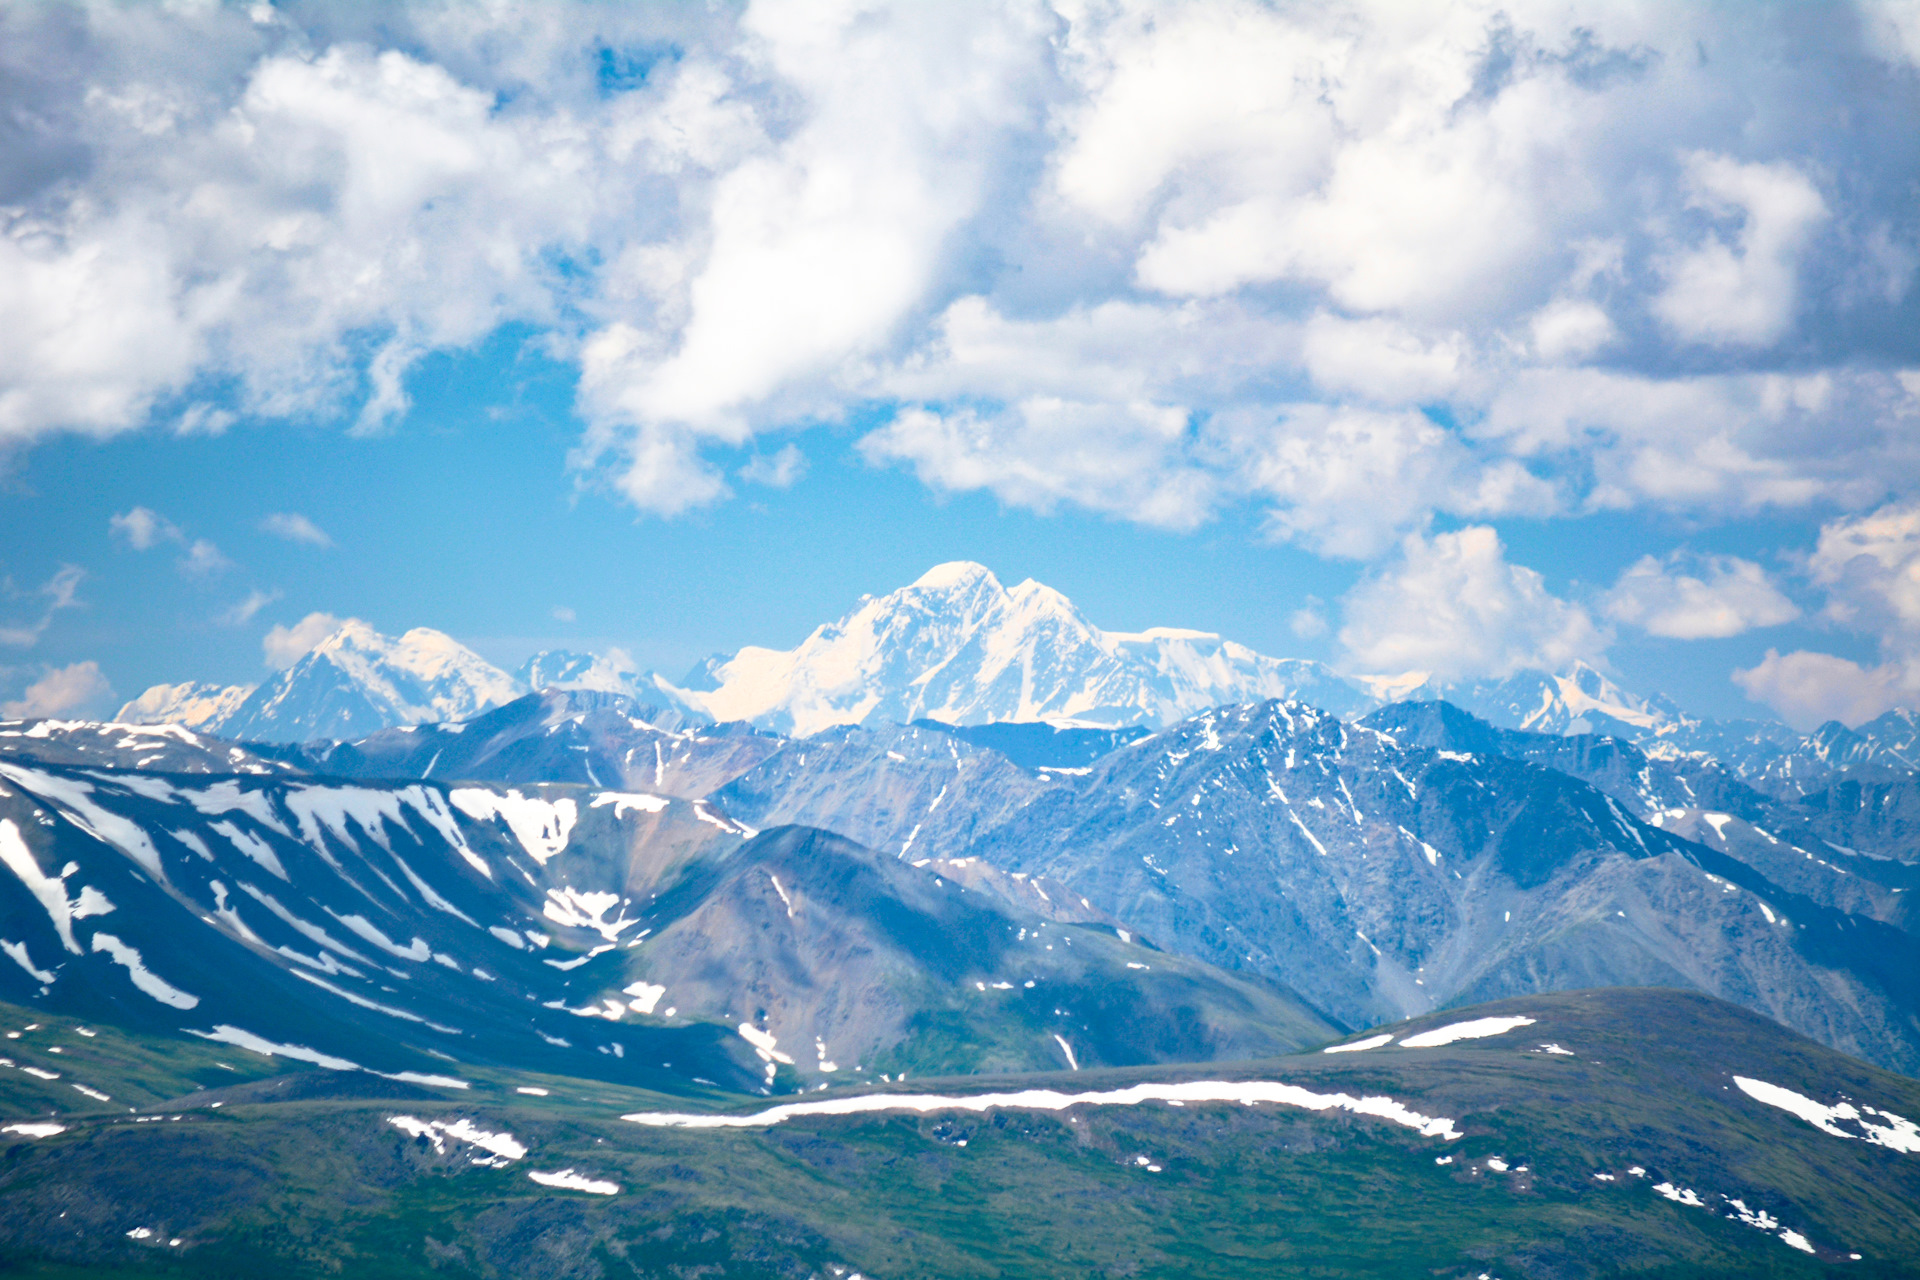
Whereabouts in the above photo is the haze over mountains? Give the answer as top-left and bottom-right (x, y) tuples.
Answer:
(8, 562), (1920, 1276)
(110, 563), (1920, 797)
(2, 553), (1913, 1082)
(34, 560), (1920, 1076)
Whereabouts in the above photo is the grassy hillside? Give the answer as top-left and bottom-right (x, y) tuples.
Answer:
(2, 988), (1916, 1279)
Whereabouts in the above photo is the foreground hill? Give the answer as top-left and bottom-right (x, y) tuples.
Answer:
(0, 988), (1914, 1277)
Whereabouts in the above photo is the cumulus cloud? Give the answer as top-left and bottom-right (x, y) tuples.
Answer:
(179, 538), (231, 578)
(1603, 553), (1800, 639)
(260, 512), (333, 547)
(1651, 154), (1829, 348)
(861, 400), (1217, 530)
(1730, 501), (1920, 725)
(109, 507), (183, 551)
(1289, 598), (1329, 640)
(2, 661), (112, 719)
(737, 444), (808, 489)
(1732, 650), (1911, 731)
(111, 507), (231, 576)
(0, 1), (1912, 544)
(262, 611), (345, 670)
(1338, 526), (1605, 679)
(1808, 499), (1920, 638)
(1215, 404), (1560, 558)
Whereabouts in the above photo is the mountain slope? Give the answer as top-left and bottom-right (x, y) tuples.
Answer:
(706, 699), (1920, 1072)
(0, 754), (1324, 1090)
(289, 688), (783, 797)
(1361, 700), (1919, 932)
(0, 719), (299, 776)
(514, 650), (713, 729)
(0, 988), (1915, 1277)
(628, 823), (1332, 1077)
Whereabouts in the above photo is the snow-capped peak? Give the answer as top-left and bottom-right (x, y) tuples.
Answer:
(124, 621), (524, 744)
(912, 560), (1001, 592)
(678, 564), (1368, 735)
(113, 681), (256, 731)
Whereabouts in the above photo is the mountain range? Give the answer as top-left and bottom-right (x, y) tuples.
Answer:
(12, 682), (1919, 1077)
(8, 560), (1920, 1274)
(113, 561), (1915, 777)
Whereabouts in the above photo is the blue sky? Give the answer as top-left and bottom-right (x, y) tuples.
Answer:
(1, 1), (1917, 729)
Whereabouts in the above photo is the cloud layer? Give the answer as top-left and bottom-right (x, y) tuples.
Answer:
(0, 2), (1911, 536)
(4, 2), (1920, 721)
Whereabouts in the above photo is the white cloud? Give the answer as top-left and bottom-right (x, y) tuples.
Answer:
(576, 2), (1051, 507)
(1477, 366), (1917, 516)
(260, 512), (333, 547)
(180, 538), (231, 578)
(109, 507), (183, 551)
(1863, 0), (1920, 66)
(738, 443), (808, 489)
(0, 566), (85, 647)
(1337, 526), (1605, 679)
(1651, 153), (1829, 348)
(262, 611), (345, 670)
(1299, 313), (1464, 403)
(1808, 500), (1920, 639)
(1730, 501), (1920, 726)
(1732, 649), (1912, 730)
(859, 400), (1217, 531)
(1528, 298), (1616, 363)
(552, 606), (576, 623)
(0, 2), (1911, 543)
(1602, 553), (1800, 639)
(1289, 598), (1329, 640)
(219, 588), (282, 626)
(2, 661), (112, 719)
(1214, 404), (1560, 558)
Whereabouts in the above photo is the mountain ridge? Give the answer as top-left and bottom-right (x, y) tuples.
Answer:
(103, 565), (1920, 797)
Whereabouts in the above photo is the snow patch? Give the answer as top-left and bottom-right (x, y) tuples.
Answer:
(90, 934), (198, 1008)
(1324, 1034), (1393, 1054)
(1, 1122), (65, 1138)
(1734, 1076), (1920, 1153)
(590, 792), (669, 818)
(528, 1168), (620, 1195)
(625, 1079), (1463, 1140)
(1400, 1016), (1535, 1048)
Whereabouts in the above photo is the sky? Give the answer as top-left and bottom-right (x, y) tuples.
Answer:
(1, 0), (1918, 730)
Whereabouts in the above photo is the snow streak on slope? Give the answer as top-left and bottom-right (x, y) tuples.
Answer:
(623, 1076), (1463, 1139)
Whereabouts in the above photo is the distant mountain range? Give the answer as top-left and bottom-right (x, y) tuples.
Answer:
(110, 564), (1920, 799)
(13, 683), (1920, 1075)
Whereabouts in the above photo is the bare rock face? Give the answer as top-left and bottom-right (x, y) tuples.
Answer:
(708, 701), (1920, 1074)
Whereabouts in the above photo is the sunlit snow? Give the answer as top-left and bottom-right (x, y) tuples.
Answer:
(1324, 1034), (1393, 1054)
(90, 933), (198, 1008)
(1734, 1076), (1920, 1152)
(1400, 1016), (1535, 1048)
(626, 1079), (1463, 1140)
(528, 1168), (619, 1194)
